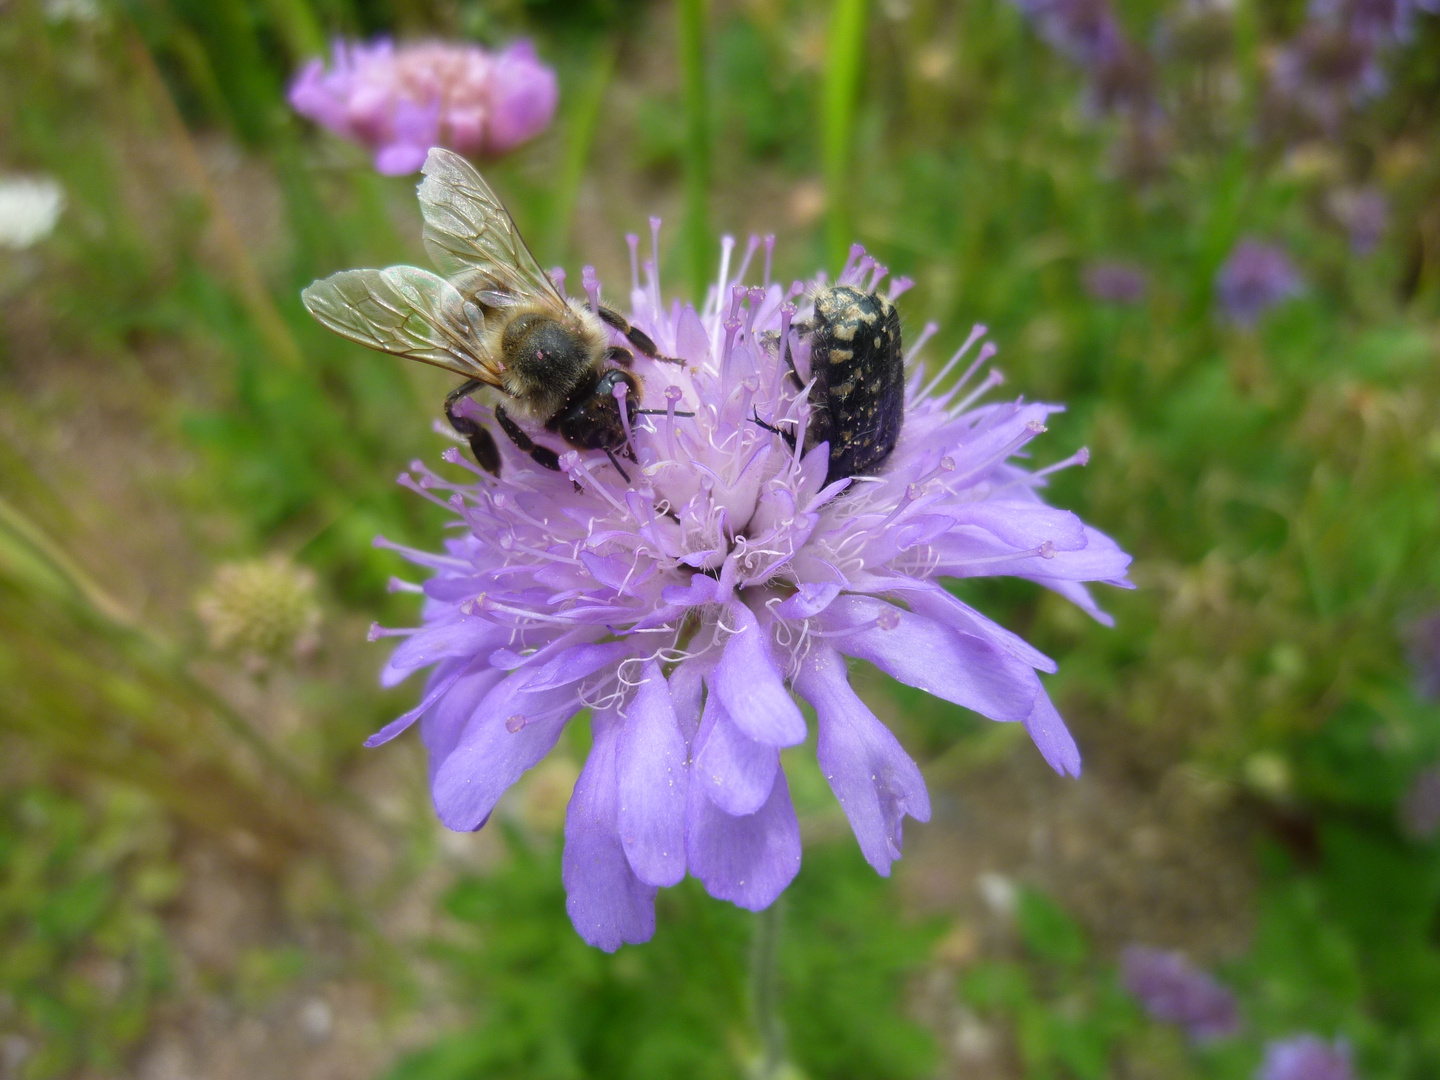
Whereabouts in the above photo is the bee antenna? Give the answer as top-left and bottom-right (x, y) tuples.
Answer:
(636, 408), (696, 417)
(604, 448), (632, 484)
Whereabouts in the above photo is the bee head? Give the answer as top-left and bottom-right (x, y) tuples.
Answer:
(553, 368), (639, 453)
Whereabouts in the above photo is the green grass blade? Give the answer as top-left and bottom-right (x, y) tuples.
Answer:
(823, 0), (869, 272)
(678, 0), (712, 301)
(545, 38), (620, 263)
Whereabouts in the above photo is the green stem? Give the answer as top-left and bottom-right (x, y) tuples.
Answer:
(751, 900), (786, 1079)
(823, 0), (870, 272)
(547, 38), (620, 263)
(678, 0), (712, 301)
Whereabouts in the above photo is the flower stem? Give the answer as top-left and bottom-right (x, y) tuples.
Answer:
(546, 37), (618, 262)
(823, 0), (869, 273)
(678, 0), (712, 301)
(751, 899), (787, 1079)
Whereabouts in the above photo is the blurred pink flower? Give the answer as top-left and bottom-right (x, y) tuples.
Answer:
(289, 39), (558, 175)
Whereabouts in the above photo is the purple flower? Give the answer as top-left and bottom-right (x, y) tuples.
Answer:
(1083, 261), (1148, 303)
(1401, 766), (1440, 838)
(288, 39), (557, 175)
(1257, 1035), (1354, 1080)
(1311, 0), (1439, 46)
(1012, 0), (1156, 114)
(373, 230), (1131, 951)
(1216, 240), (1302, 326)
(1404, 611), (1440, 700)
(1267, 25), (1386, 136)
(1328, 187), (1388, 255)
(1014, 0), (1129, 67)
(1121, 946), (1241, 1041)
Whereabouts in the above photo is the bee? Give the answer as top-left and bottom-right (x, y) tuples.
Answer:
(761, 285), (906, 487)
(301, 148), (673, 481)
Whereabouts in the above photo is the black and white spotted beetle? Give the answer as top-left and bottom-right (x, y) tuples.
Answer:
(761, 285), (906, 487)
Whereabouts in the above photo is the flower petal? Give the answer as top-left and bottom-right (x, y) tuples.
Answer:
(365, 660), (469, 747)
(522, 640), (634, 691)
(374, 142), (430, 176)
(667, 655), (710, 748)
(616, 662), (689, 886)
(673, 304), (713, 371)
(686, 763), (801, 910)
(796, 642), (930, 875)
(774, 582), (842, 620)
(712, 601), (807, 747)
(1032, 578), (1116, 626)
(563, 710), (657, 951)
(1024, 683), (1082, 777)
(381, 616), (503, 687)
(420, 663), (505, 783)
(948, 501), (1088, 552)
(1018, 524), (1134, 584)
(430, 670), (579, 831)
(820, 595), (1039, 723)
(854, 576), (1057, 673)
(693, 688), (780, 816)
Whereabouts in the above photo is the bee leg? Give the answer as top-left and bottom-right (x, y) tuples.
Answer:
(494, 403), (563, 473)
(594, 304), (684, 365)
(751, 407), (797, 453)
(603, 447), (632, 484)
(445, 379), (502, 474)
(604, 346), (635, 367)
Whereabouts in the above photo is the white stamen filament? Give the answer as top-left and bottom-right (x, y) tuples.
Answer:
(942, 363), (1004, 415)
(919, 324), (989, 401)
(905, 320), (940, 366)
(1033, 447), (1090, 478)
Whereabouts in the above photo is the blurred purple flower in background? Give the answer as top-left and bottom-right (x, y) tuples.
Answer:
(1216, 240), (1302, 326)
(1311, 0), (1439, 45)
(1263, 0), (1435, 138)
(1401, 765), (1440, 839)
(1015, 0), (1127, 66)
(1257, 1034), (1354, 1080)
(1403, 611), (1440, 700)
(1011, 0), (1156, 114)
(289, 39), (557, 174)
(1121, 945), (1241, 1041)
(370, 215), (1131, 949)
(1083, 260), (1148, 304)
(1268, 25), (1386, 135)
(1328, 186), (1389, 254)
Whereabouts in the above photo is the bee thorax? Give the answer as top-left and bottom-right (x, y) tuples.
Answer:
(497, 310), (600, 413)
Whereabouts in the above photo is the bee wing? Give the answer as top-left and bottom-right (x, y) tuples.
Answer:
(301, 266), (506, 386)
(417, 148), (568, 315)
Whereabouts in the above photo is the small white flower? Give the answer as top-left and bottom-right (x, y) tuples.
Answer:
(0, 176), (65, 251)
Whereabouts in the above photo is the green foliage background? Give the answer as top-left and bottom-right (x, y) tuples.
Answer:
(3, 0), (1440, 1077)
